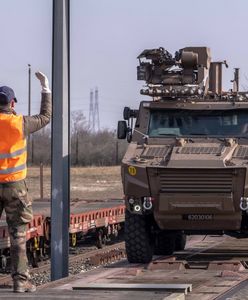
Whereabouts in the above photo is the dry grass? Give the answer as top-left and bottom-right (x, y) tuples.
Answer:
(26, 166), (123, 201)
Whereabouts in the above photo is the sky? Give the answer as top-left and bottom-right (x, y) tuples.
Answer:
(0, 0), (248, 129)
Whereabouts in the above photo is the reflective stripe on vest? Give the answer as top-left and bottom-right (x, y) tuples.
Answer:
(0, 146), (27, 159)
(0, 163), (27, 174)
(0, 114), (27, 182)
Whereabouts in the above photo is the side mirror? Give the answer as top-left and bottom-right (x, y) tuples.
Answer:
(123, 107), (138, 120)
(123, 107), (130, 120)
(117, 121), (127, 139)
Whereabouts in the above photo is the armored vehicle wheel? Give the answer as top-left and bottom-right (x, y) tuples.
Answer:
(125, 210), (153, 263)
(154, 231), (175, 255)
(175, 233), (186, 251)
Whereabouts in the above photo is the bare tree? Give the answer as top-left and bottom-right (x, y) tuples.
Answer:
(29, 110), (127, 166)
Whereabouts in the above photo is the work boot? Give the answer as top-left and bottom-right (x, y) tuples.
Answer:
(13, 280), (36, 293)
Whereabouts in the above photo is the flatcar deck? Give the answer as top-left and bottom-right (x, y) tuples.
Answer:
(31, 199), (124, 216)
(0, 199), (124, 222)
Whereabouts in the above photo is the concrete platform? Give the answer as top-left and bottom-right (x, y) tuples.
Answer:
(0, 289), (177, 300)
(1, 235), (248, 299)
(0, 256), (245, 299)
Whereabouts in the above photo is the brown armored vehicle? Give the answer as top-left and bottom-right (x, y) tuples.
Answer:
(117, 46), (248, 263)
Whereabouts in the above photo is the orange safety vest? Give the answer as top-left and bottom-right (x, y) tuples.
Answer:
(0, 113), (27, 182)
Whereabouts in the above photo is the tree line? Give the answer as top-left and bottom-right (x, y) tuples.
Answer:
(28, 111), (127, 166)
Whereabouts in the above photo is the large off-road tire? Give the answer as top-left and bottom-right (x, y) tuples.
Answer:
(125, 210), (153, 263)
(154, 231), (175, 255)
(175, 233), (187, 251)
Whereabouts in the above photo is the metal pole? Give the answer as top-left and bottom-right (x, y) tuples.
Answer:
(51, 0), (70, 281)
(75, 131), (79, 165)
(40, 162), (44, 201)
(31, 136), (34, 164)
(27, 64), (32, 165)
(115, 140), (118, 165)
(28, 64), (31, 116)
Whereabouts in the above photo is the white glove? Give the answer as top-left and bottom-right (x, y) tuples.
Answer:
(35, 71), (51, 93)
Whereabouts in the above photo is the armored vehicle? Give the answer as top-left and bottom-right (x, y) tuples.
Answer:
(117, 46), (248, 263)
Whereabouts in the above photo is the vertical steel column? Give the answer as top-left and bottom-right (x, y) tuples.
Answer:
(40, 162), (44, 201)
(51, 0), (70, 281)
(28, 64), (31, 117)
(27, 64), (32, 165)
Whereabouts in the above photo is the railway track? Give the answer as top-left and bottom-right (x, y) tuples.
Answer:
(0, 241), (126, 289)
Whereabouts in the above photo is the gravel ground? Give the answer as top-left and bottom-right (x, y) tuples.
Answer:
(31, 260), (94, 286)
(30, 248), (124, 287)
(30, 238), (125, 287)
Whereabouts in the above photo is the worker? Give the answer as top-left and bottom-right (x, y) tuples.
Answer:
(0, 71), (51, 293)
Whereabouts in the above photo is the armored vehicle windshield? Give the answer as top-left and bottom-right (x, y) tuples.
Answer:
(148, 109), (248, 138)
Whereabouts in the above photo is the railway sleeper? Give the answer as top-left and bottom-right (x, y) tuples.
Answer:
(89, 249), (126, 265)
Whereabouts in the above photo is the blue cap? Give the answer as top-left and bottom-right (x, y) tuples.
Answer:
(0, 86), (17, 105)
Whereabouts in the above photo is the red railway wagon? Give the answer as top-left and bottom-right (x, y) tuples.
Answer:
(0, 221), (10, 253)
(0, 215), (45, 253)
(26, 214), (45, 240)
(0, 214), (46, 269)
(0, 200), (125, 268)
(69, 204), (125, 247)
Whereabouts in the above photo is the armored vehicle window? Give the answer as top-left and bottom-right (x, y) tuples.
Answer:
(148, 109), (248, 137)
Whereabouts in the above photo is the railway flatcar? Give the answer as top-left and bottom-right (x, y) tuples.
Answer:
(0, 214), (46, 269)
(69, 204), (125, 248)
(0, 199), (125, 269)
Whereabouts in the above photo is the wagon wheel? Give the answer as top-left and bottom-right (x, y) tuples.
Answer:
(70, 233), (77, 247)
(44, 218), (50, 242)
(111, 225), (118, 239)
(39, 237), (46, 258)
(96, 230), (106, 249)
(30, 250), (39, 268)
(27, 239), (39, 268)
(0, 255), (7, 271)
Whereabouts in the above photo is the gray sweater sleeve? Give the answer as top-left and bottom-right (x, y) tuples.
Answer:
(23, 93), (52, 136)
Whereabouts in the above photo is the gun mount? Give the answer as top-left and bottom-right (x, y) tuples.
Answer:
(137, 46), (248, 101)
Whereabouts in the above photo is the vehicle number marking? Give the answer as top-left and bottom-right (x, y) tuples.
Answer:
(128, 166), (137, 176)
(183, 214), (213, 221)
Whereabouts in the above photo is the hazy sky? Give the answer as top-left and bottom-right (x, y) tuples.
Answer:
(0, 0), (248, 129)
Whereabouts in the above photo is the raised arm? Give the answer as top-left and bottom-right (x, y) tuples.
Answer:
(23, 71), (52, 135)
